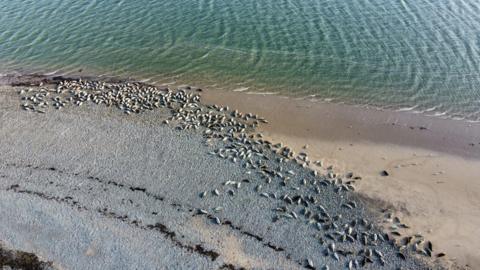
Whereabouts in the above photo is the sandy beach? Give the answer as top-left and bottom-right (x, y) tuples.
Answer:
(203, 90), (480, 269)
(0, 75), (477, 269)
(2, 1), (480, 269)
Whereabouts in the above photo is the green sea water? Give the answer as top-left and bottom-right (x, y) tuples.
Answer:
(1, 0), (480, 120)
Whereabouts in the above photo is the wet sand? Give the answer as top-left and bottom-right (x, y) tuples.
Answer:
(203, 90), (480, 269)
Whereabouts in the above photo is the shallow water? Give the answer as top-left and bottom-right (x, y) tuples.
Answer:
(1, 0), (480, 120)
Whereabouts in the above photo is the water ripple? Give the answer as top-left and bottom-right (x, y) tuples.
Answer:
(1, 0), (480, 120)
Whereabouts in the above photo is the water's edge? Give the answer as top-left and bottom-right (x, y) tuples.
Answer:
(3, 71), (480, 128)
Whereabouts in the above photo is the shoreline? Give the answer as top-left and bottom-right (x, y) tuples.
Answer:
(4, 72), (479, 159)
(3, 70), (480, 126)
(1, 73), (478, 269)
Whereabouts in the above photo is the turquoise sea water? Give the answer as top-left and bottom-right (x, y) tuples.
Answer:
(1, 0), (480, 120)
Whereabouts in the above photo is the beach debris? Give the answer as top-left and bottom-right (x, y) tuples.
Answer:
(380, 170), (389, 176)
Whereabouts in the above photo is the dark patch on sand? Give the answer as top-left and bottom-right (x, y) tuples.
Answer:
(218, 263), (247, 270)
(0, 244), (53, 270)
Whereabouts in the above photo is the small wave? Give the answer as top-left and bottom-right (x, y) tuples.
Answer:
(139, 78), (152, 83)
(232, 87), (249, 92)
(466, 119), (480, 123)
(43, 70), (59, 76)
(162, 81), (177, 86)
(246, 91), (278, 95)
(396, 106), (418, 112)
(427, 111), (448, 117)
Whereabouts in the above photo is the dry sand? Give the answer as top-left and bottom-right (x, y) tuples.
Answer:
(203, 90), (480, 269)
